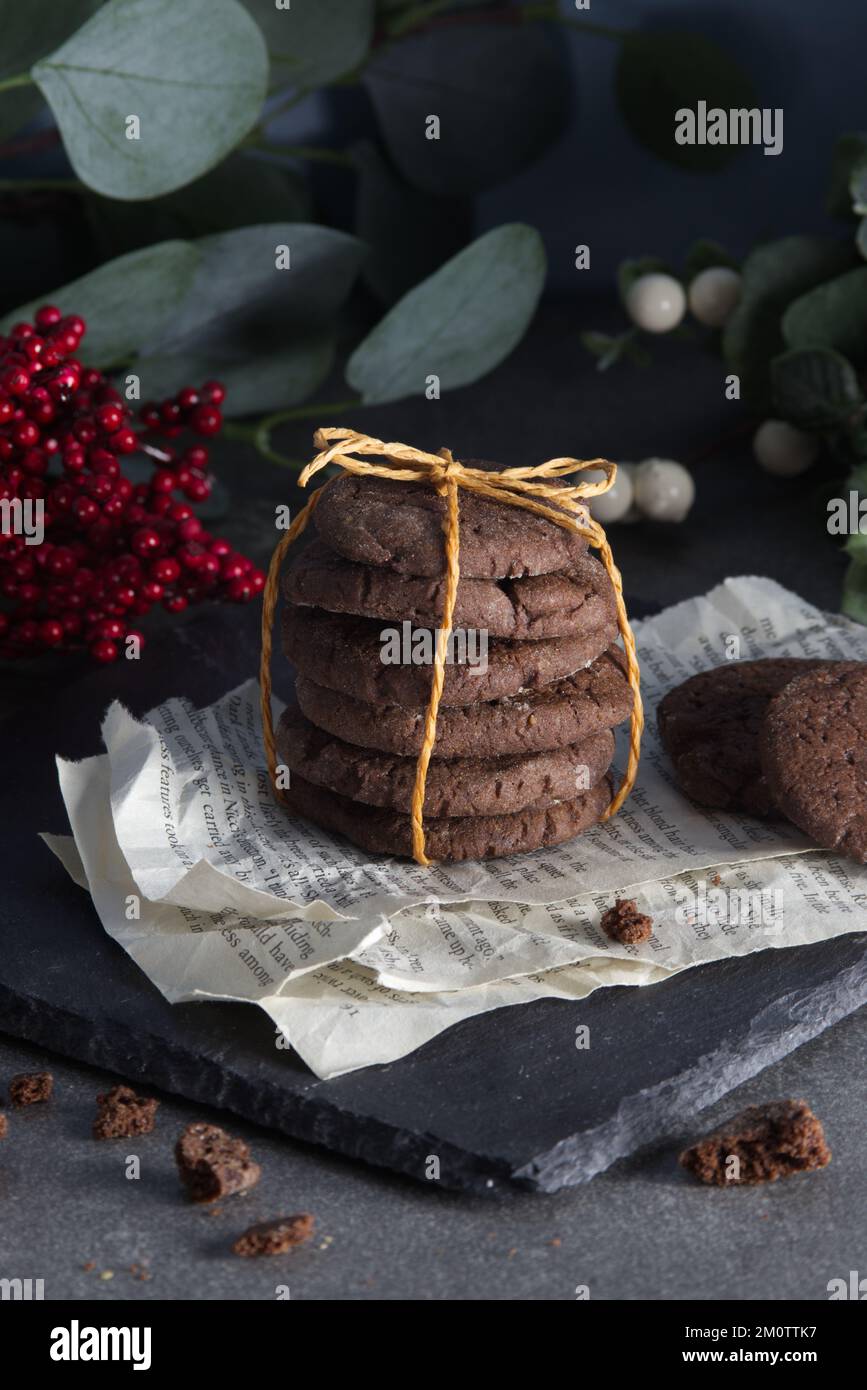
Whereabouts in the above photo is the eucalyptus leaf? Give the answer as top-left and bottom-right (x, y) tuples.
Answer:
(617, 256), (669, 307)
(352, 139), (471, 304)
(134, 332), (335, 416)
(615, 31), (757, 171)
(827, 132), (867, 218)
(842, 559), (867, 625)
(139, 223), (366, 357)
(32, 0), (268, 200)
(84, 155), (311, 259)
(771, 348), (863, 430)
(347, 223), (546, 404)
(0, 0), (100, 141)
(782, 266), (867, 363)
(245, 0), (374, 90)
(845, 532), (867, 562)
(0, 241), (200, 367)
(852, 158), (867, 216)
(722, 236), (857, 405)
(684, 239), (738, 282)
(363, 25), (569, 196)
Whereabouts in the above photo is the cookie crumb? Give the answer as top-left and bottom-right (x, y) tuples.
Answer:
(0, 1112), (7, 1138)
(92, 1085), (159, 1140)
(679, 1099), (831, 1185)
(710, 872), (722, 886)
(9, 1071), (53, 1106)
(82, 1260), (95, 1272)
(600, 898), (652, 945)
(233, 1214), (315, 1257)
(175, 1122), (261, 1203)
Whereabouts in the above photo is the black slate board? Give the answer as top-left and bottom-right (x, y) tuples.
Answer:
(1, 603), (866, 1194)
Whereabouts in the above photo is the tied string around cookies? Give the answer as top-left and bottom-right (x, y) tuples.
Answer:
(260, 427), (645, 867)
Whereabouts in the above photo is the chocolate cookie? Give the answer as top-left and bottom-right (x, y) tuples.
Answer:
(282, 604), (617, 708)
(657, 658), (830, 816)
(312, 470), (590, 579)
(283, 771), (613, 861)
(760, 661), (867, 861)
(276, 703), (614, 817)
(285, 539), (615, 642)
(294, 646), (633, 757)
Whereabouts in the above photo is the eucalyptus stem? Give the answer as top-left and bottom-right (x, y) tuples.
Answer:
(225, 397), (360, 469)
(0, 72), (34, 94)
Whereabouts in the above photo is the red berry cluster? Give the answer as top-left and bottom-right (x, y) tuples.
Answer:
(0, 306), (264, 663)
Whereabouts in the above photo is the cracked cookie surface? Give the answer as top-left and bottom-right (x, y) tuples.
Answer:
(312, 468), (591, 578)
(277, 703), (614, 817)
(284, 539), (616, 641)
(283, 772), (613, 861)
(658, 658), (831, 816)
(282, 603), (617, 707)
(760, 661), (867, 861)
(293, 646), (633, 757)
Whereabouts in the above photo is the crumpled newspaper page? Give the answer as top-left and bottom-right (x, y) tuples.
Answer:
(44, 575), (867, 1077)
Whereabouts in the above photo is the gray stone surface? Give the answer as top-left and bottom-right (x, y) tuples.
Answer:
(0, 1010), (862, 1301)
(3, 599), (866, 1196)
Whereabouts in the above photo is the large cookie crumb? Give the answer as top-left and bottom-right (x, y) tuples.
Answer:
(93, 1085), (159, 1140)
(233, 1214), (315, 1257)
(600, 898), (653, 944)
(679, 1099), (831, 1185)
(9, 1071), (53, 1106)
(175, 1122), (261, 1203)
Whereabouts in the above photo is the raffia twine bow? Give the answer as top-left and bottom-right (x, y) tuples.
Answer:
(260, 427), (644, 867)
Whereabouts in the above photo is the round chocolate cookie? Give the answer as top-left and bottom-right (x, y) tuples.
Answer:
(282, 604), (617, 708)
(760, 661), (867, 861)
(276, 703), (614, 817)
(284, 539), (615, 641)
(312, 470), (590, 579)
(293, 646), (633, 757)
(657, 658), (831, 816)
(282, 772), (613, 862)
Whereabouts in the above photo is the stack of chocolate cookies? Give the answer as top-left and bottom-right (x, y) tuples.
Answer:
(275, 468), (634, 862)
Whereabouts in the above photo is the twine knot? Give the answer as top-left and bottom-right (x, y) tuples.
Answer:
(260, 428), (644, 866)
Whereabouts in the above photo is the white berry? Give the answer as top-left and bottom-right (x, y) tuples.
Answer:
(633, 458), (695, 523)
(688, 266), (742, 328)
(753, 419), (819, 477)
(625, 273), (686, 333)
(585, 462), (635, 524)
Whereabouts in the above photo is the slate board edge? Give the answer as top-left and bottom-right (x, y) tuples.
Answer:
(0, 982), (516, 1197)
(4, 943), (866, 1197)
(516, 950), (867, 1193)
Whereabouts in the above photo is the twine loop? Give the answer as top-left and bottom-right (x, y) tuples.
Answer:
(260, 427), (644, 866)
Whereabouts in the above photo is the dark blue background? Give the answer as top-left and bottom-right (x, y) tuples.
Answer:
(474, 0), (865, 285)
